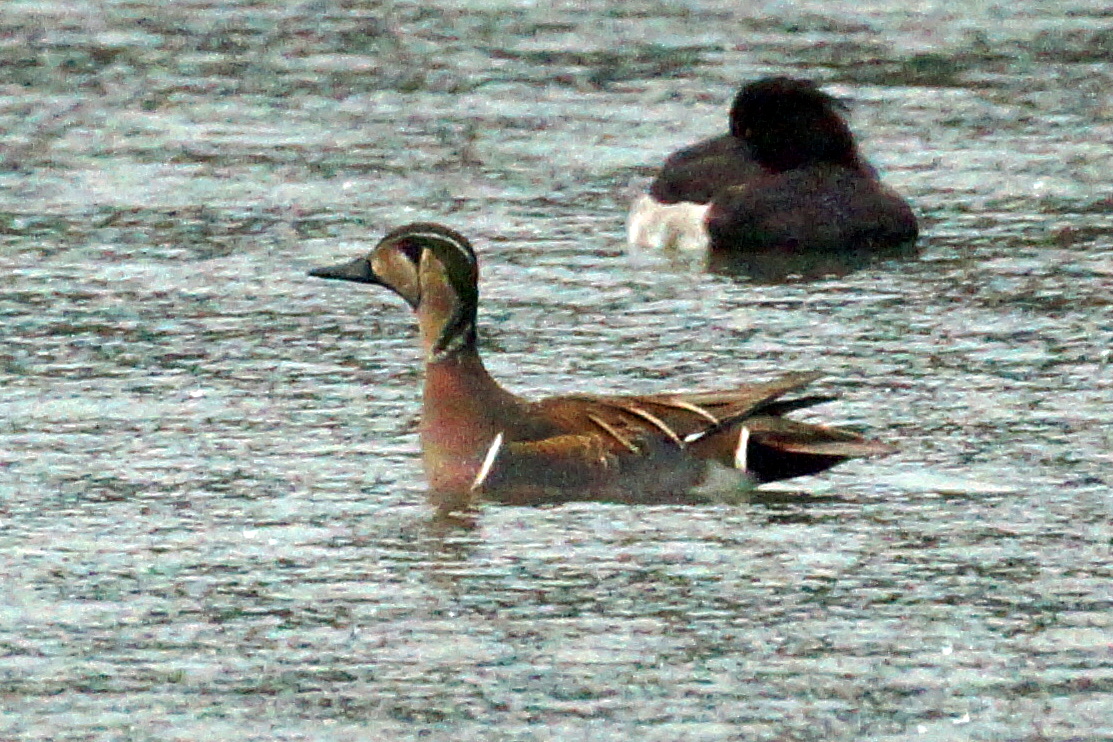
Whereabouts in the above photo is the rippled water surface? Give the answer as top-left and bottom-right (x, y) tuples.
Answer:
(2, 1), (1111, 740)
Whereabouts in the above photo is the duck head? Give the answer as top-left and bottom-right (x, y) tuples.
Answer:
(729, 77), (861, 173)
(310, 223), (479, 361)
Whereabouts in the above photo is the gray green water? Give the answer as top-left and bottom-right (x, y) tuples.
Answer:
(1, 1), (1111, 740)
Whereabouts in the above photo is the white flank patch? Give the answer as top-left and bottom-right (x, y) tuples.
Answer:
(626, 194), (711, 254)
(733, 426), (750, 472)
(471, 432), (504, 492)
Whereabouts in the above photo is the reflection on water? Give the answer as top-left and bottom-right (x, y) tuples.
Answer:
(706, 241), (923, 282)
(1, 1), (1111, 740)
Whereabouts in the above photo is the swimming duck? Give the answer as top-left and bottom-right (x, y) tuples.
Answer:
(310, 223), (892, 515)
(628, 77), (918, 268)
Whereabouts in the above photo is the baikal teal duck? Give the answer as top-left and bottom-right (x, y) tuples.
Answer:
(310, 223), (893, 516)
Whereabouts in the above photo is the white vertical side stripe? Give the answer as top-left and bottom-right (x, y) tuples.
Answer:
(471, 432), (504, 491)
(733, 427), (750, 471)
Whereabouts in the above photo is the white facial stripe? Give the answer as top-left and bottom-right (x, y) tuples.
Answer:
(409, 232), (476, 267)
(471, 432), (504, 492)
(733, 426), (750, 471)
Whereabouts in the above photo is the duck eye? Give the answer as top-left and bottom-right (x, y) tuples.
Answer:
(395, 238), (423, 265)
